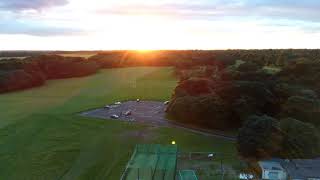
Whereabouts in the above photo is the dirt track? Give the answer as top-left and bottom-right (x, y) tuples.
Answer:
(80, 101), (236, 141)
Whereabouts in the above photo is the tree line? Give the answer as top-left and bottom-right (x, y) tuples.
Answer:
(1, 49), (320, 159)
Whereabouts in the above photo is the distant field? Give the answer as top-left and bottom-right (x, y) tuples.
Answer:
(58, 53), (97, 58)
(0, 57), (26, 60)
(0, 52), (96, 60)
(0, 67), (237, 179)
(262, 66), (282, 74)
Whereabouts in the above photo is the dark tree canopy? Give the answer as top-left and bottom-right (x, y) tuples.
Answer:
(166, 95), (232, 129)
(237, 116), (320, 160)
(237, 115), (282, 160)
(0, 55), (98, 93)
(280, 118), (320, 158)
(282, 96), (320, 126)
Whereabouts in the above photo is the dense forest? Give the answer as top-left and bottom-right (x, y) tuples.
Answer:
(0, 55), (99, 93)
(1, 49), (320, 160)
(0, 51), (49, 58)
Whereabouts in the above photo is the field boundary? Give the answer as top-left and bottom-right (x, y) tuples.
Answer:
(169, 121), (236, 141)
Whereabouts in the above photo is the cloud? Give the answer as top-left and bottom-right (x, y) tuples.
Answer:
(240, 0), (320, 21)
(0, 0), (319, 47)
(93, 0), (320, 38)
(0, 19), (85, 36)
(95, 0), (320, 22)
(0, 0), (68, 11)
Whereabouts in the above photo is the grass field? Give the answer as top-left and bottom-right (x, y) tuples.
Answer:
(58, 53), (97, 58)
(0, 67), (237, 179)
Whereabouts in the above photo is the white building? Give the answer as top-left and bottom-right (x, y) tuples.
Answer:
(259, 160), (287, 180)
(259, 158), (320, 180)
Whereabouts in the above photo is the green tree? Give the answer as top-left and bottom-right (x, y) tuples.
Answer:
(282, 96), (320, 126)
(280, 118), (320, 158)
(237, 62), (260, 72)
(276, 52), (285, 67)
(167, 95), (232, 129)
(237, 115), (283, 159)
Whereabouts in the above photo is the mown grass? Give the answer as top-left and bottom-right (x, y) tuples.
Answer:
(0, 67), (237, 179)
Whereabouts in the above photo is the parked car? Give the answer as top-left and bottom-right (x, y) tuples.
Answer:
(110, 114), (119, 119)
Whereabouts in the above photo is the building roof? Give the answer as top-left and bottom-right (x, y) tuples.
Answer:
(259, 160), (284, 171)
(280, 158), (320, 179)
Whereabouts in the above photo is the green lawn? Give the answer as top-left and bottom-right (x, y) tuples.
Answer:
(0, 67), (237, 179)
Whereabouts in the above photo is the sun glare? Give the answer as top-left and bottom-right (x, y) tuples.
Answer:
(92, 15), (189, 50)
(136, 49), (153, 53)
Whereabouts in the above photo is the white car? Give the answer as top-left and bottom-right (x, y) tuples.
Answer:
(114, 102), (121, 105)
(104, 105), (111, 109)
(164, 101), (170, 105)
(124, 110), (132, 116)
(208, 153), (214, 158)
(110, 115), (119, 119)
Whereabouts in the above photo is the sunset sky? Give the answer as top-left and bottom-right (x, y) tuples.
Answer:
(0, 0), (320, 50)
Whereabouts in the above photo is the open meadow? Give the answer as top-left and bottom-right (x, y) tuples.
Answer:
(0, 67), (237, 179)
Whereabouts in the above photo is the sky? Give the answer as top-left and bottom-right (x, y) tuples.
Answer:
(0, 0), (320, 50)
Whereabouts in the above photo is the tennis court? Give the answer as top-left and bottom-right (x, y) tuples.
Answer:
(179, 170), (198, 180)
(121, 144), (178, 180)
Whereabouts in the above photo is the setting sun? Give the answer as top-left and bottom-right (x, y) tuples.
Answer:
(136, 49), (153, 53)
(1, 0), (320, 179)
